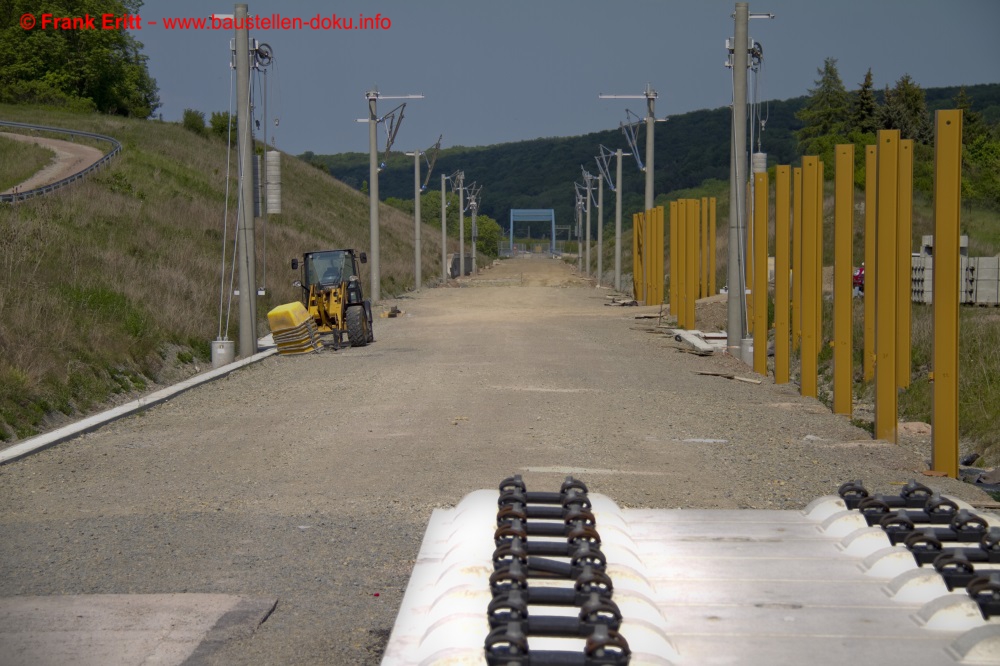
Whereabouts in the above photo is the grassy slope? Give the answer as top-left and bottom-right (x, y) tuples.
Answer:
(0, 134), (54, 191)
(0, 105), (449, 442)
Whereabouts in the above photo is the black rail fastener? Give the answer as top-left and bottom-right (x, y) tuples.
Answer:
(493, 539), (529, 569)
(500, 474), (528, 493)
(838, 480), (869, 508)
(910, 528), (1000, 566)
(934, 551), (980, 590)
(858, 493), (959, 526)
(584, 625), (631, 665)
(490, 560), (529, 595)
(839, 479), (934, 510)
(499, 487), (528, 509)
(968, 573), (1000, 619)
(568, 524), (602, 546)
(488, 594), (622, 635)
(484, 622), (529, 665)
(495, 519), (529, 546)
(886, 509), (989, 546)
(561, 476), (589, 495)
(498, 504), (528, 525)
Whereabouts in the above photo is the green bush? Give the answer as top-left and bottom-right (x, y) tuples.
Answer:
(182, 108), (206, 136)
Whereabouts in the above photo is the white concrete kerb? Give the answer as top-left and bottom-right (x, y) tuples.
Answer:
(0, 346), (277, 465)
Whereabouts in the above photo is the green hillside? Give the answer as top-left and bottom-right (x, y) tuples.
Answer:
(311, 83), (1000, 232)
(0, 104), (450, 442)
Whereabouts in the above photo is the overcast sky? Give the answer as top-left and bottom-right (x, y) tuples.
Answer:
(134, 0), (999, 156)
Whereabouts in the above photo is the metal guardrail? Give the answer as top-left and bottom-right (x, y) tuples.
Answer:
(0, 120), (122, 203)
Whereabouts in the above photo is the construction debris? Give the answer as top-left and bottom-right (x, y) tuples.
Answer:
(696, 370), (762, 384)
(381, 306), (403, 318)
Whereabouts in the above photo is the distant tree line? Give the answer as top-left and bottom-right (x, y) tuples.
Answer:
(797, 58), (1000, 207)
(0, 0), (159, 117)
(306, 81), (1000, 230)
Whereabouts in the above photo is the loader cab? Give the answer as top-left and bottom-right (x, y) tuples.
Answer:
(292, 250), (368, 292)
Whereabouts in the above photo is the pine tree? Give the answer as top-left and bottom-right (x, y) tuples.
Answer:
(795, 58), (849, 158)
(955, 86), (987, 142)
(878, 74), (931, 144)
(848, 68), (880, 135)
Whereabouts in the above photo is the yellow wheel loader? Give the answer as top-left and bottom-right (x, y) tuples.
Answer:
(291, 249), (374, 348)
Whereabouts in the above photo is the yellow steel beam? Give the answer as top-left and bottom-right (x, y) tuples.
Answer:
(746, 180), (754, 334)
(875, 130), (899, 443)
(644, 207), (653, 303)
(833, 145), (855, 416)
(701, 196), (709, 298)
(775, 166), (791, 384)
(659, 205), (667, 304)
(897, 139), (914, 388)
(864, 145), (877, 382)
(687, 199), (697, 329)
(816, 161), (824, 349)
(801, 157), (819, 398)
(670, 201), (678, 319)
(677, 201), (687, 327)
(792, 167), (803, 351)
(753, 172), (769, 375)
(653, 206), (665, 305)
(633, 212), (644, 303)
(932, 110), (962, 478)
(709, 197), (717, 297)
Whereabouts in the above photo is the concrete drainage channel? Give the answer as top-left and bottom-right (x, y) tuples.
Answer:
(0, 341), (277, 465)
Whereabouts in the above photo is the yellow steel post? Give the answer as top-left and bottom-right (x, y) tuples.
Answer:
(653, 206), (665, 305)
(932, 110), (962, 478)
(864, 146), (877, 381)
(897, 139), (914, 388)
(709, 197), (717, 296)
(670, 201), (678, 319)
(775, 166), (791, 384)
(792, 167), (803, 351)
(649, 206), (658, 303)
(633, 212), (644, 303)
(875, 129), (899, 443)
(644, 207), (653, 303)
(746, 180), (754, 334)
(659, 205), (667, 304)
(816, 161), (824, 348)
(677, 200), (687, 327)
(687, 199), (697, 329)
(833, 145), (855, 416)
(801, 157), (819, 398)
(701, 196), (709, 298)
(753, 172), (769, 375)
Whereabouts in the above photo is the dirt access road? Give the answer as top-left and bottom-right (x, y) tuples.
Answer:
(0, 256), (987, 664)
(0, 132), (104, 194)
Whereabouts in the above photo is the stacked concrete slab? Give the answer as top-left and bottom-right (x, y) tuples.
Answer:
(912, 256), (1000, 306)
(973, 256), (1000, 305)
(909, 235), (1000, 306)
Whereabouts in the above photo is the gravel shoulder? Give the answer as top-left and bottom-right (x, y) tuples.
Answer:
(0, 256), (990, 664)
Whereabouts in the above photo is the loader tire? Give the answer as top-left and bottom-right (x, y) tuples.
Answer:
(346, 306), (368, 347)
